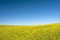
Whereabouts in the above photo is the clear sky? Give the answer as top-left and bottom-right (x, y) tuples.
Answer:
(0, 0), (60, 25)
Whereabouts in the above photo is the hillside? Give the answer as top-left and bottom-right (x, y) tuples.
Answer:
(0, 24), (60, 40)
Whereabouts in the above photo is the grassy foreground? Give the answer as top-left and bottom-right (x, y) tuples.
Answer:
(0, 24), (60, 40)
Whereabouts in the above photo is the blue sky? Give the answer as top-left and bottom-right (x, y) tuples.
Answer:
(0, 0), (60, 25)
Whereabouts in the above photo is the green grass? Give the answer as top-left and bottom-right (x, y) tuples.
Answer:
(0, 24), (60, 40)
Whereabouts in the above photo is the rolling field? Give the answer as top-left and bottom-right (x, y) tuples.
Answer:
(0, 24), (60, 40)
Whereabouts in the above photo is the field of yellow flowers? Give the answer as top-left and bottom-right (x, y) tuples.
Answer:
(0, 24), (60, 40)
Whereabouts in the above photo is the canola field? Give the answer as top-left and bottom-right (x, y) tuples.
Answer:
(0, 24), (60, 40)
